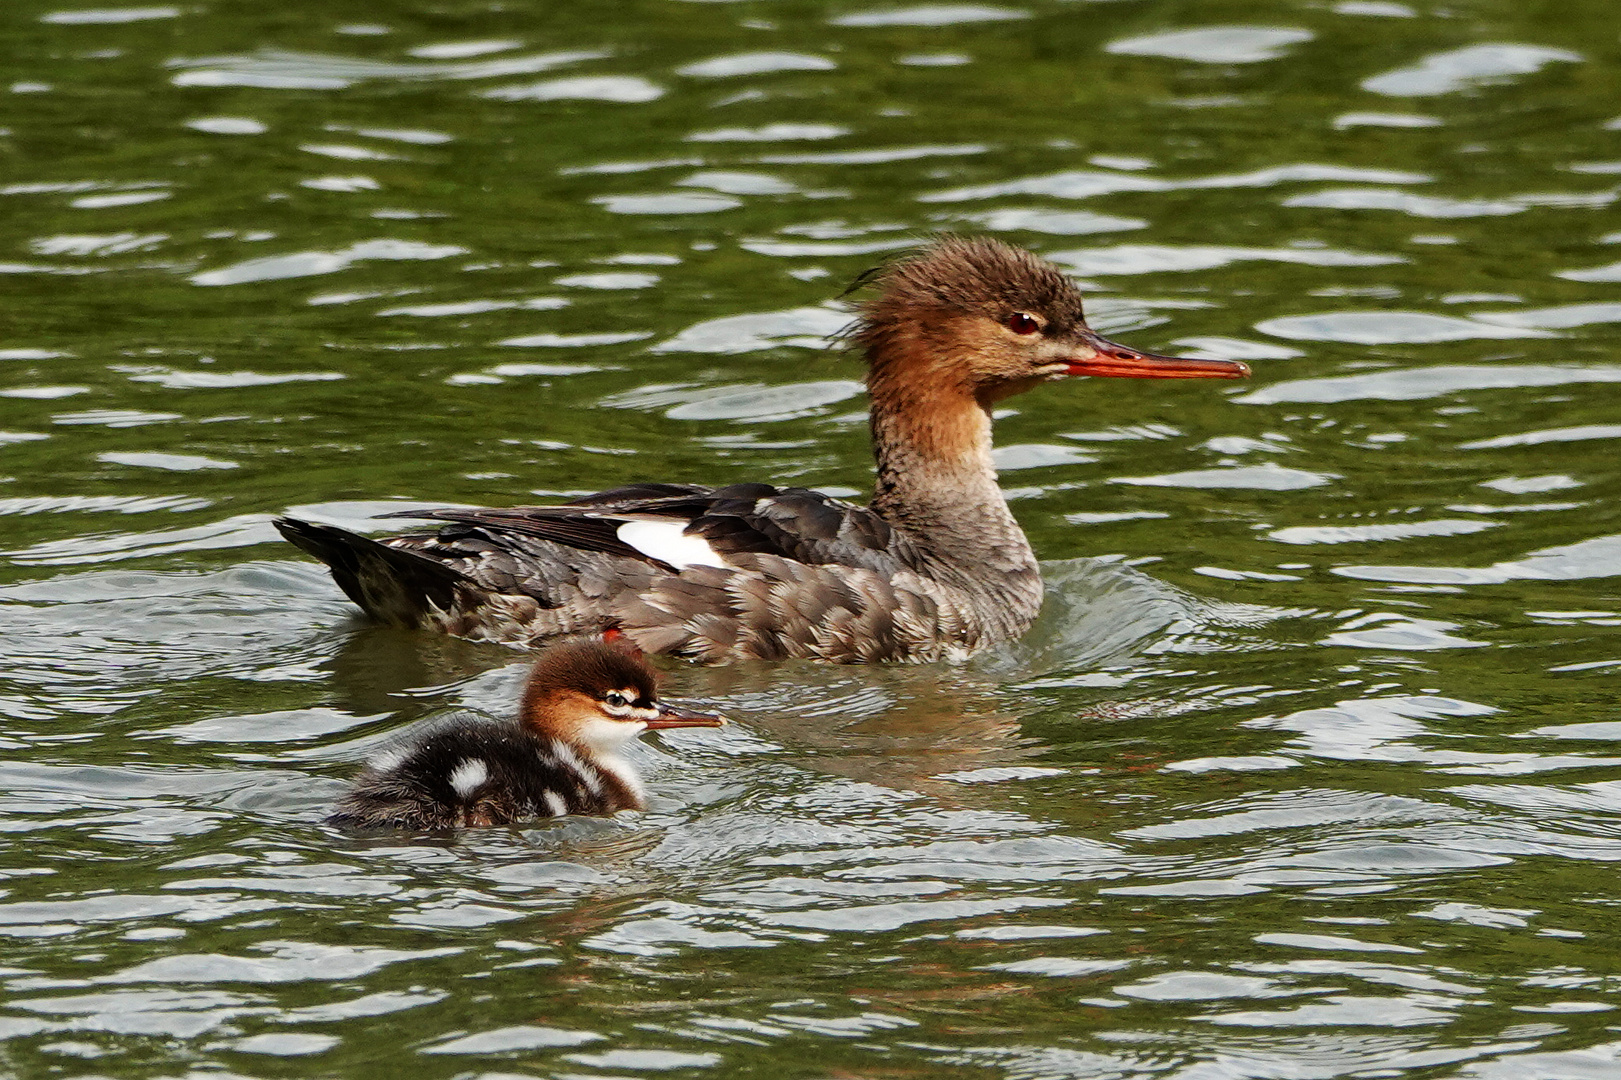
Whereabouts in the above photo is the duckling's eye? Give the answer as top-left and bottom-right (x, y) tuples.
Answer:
(1006, 312), (1040, 335)
(603, 691), (631, 709)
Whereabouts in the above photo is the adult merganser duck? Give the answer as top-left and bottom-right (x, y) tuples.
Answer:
(278, 236), (1249, 664)
(328, 640), (724, 830)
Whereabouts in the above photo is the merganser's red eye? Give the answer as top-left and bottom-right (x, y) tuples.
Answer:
(1006, 312), (1040, 335)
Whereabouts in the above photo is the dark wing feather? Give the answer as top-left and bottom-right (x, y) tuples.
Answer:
(687, 484), (912, 572)
(382, 482), (919, 575)
(390, 508), (677, 569)
(375, 485), (716, 570)
(565, 482), (714, 507)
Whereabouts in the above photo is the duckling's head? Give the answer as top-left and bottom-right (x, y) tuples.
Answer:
(519, 641), (725, 758)
(854, 236), (1249, 406)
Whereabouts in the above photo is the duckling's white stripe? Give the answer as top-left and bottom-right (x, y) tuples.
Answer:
(551, 742), (603, 796)
(542, 791), (567, 817)
(449, 758), (489, 798)
(615, 519), (729, 570)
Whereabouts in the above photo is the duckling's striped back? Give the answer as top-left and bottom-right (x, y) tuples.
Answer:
(328, 718), (640, 831)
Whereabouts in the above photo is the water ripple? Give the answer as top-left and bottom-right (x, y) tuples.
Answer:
(168, 47), (608, 89)
(1106, 26), (1314, 65)
(1362, 44), (1583, 97)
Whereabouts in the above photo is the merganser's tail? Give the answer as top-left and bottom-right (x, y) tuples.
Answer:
(275, 517), (483, 629)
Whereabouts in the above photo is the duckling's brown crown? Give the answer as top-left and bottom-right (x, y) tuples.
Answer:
(521, 641), (657, 719)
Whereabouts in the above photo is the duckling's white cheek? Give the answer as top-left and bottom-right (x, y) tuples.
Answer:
(579, 716), (644, 755)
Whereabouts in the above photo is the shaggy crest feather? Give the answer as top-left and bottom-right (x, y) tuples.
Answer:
(854, 235), (1088, 372)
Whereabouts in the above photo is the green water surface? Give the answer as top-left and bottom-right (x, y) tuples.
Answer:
(3, 0), (1621, 1076)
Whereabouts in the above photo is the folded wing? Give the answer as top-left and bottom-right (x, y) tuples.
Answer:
(387, 482), (917, 575)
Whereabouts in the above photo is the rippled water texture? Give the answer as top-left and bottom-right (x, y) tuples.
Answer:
(4, 0), (1621, 1076)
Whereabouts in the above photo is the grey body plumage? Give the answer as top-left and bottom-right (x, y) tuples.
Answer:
(279, 237), (1248, 663)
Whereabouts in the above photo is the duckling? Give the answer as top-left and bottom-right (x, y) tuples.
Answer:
(328, 640), (724, 830)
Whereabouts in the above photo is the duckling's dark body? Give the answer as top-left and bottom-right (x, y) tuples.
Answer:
(327, 718), (637, 830)
(327, 641), (722, 831)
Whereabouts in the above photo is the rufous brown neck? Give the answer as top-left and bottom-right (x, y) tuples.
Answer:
(868, 382), (996, 511)
(863, 325), (1040, 614)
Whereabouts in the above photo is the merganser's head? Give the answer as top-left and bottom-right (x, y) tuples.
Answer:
(520, 641), (725, 758)
(855, 236), (1250, 405)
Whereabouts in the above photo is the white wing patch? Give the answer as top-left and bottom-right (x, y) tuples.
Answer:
(615, 519), (729, 570)
(448, 758), (489, 798)
(542, 791), (567, 817)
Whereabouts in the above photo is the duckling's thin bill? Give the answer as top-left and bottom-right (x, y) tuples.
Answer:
(645, 702), (727, 728)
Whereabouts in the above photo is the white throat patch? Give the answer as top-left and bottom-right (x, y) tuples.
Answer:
(577, 715), (645, 758)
